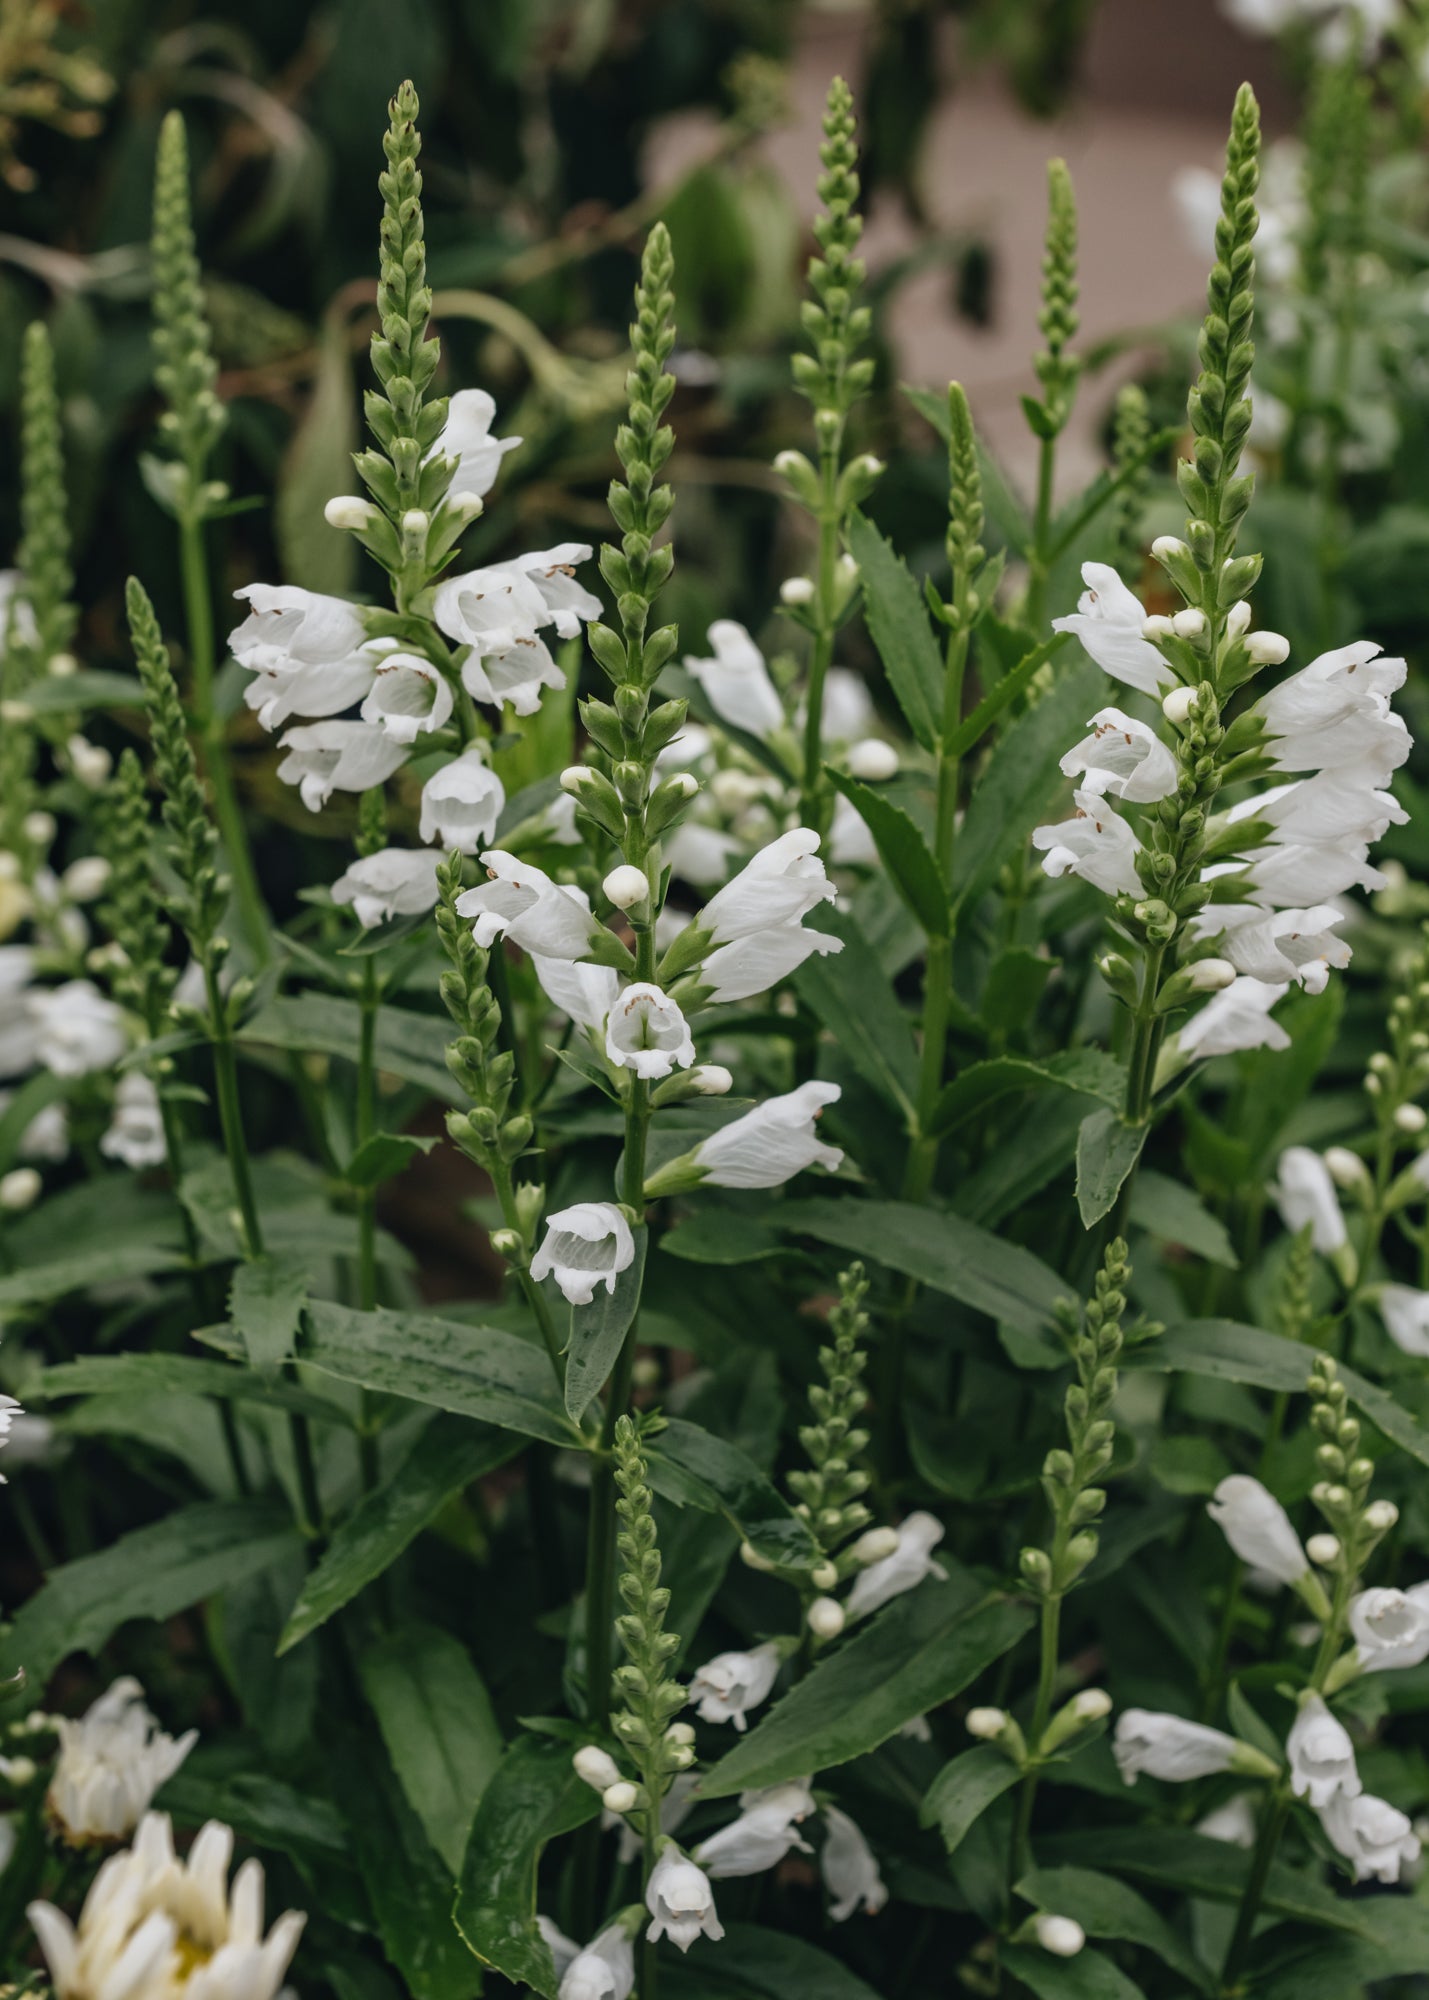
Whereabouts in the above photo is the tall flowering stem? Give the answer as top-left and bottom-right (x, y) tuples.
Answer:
(151, 112), (266, 957)
(1110, 382), (1152, 581)
(1023, 159), (1080, 632)
(784, 77), (876, 834)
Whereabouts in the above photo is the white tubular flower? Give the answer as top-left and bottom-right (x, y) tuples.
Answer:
(845, 1512), (948, 1621)
(1255, 639), (1408, 762)
(1320, 1790), (1421, 1885)
(1347, 1587), (1429, 1673)
(701, 830), (837, 944)
(231, 584), (377, 731)
(47, 1679), (198, 1845)
(1271, 1147), (1347, 1253)
(1377, 1285), (1429, 1358)
(559, 1922), (635, 2000)
(605, 984), (696, 1080)
(694, 1782), (816, 1879)
(434, 543), (598, 656)
(1032, 789), (1142, 899)
(665, 821), (743, 888)
(531, 1204), (636, 1306)
(1226, 763), (1409, 849)
(820, 1806), (888, 1921)
(1051, 563), (1175, 696)
(684, 620), (784, 739)
(1112, 1711), (1242, 1785)
(532, 946), (621, 1035)
(700, 925), (843, 1003)
(277, 720), (408, 812)
(1059, 708), (1178, 804)
(1194, 904), (1350, 996)
(1206, 1475), (1309, 1588)
(456, 852), (596, 960)
(460, 636), (566, 717)
(1229, 841), (1386, 908)
(687, 1082), (843, 1190)
(62, 858), (110, 904)
(360, 651), (454, 743)
(1178, 977), (1291, 1060)
(687, 1641), (783, 1733)
(331, 848), (440, 930)
(432, 387), (520, 500)
(573, 1745), (623, 1794)
(806, 1597), (845, 1640)
(99, 1074), (167, 1171)
(0, 1168), (40, 1213)
(510, 545), (602, 637)
(27, 1810), (304, 2000)
(603, 865), (650, 912)
(418, 749), (505, 853)
(0, 1392), (24, 1474)
(28, 982), (126, 1078)
(819, 667), (875, 743)
(645, 1845), (724, 1953)
(1287, 1694), (1361, 1810)
(1034, 1915), (1085, 1958)
(847, 739), (898, 781)
(1196, 1794), (1257, 1847)
(17, 1098), (69, 1163)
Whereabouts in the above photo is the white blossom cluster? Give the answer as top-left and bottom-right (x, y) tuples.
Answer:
(1035, 559), (1411, 1061)
(1272, 1143), (1429, 1353)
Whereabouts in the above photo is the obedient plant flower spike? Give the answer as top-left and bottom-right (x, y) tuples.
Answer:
(17, 322), (76, 676)
(786, 75), (876, 832)
(1110, 382), (1152, 580)
(1010, 1238), (1133, 1884)
(99, 750), (178, 1040)
(1024, 158), (1080, 631)
(787, 1264), (875, 1598)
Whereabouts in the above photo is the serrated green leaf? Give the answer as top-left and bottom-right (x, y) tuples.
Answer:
(361, 1623), (504, 1875)
(826, 767), (949, 935)
(944, 634), (1066, 760)
(930, 1050), (1126, 1139)
(1036, 1827), (1367, 1935)
(647, 1417), (820, 1570)
(1075, 1107), (1146, 1227)
(565, 1226), (647, 1422)
(1130, 1169), (1238, 1268)
(37, 1352), (342, 1424)
(346, 1131), (441, 1190)
(845, 511), (942, 750)
(17, 669), (147, 713)
(1017, 1864), (1213, 1993)
(920, 1743), (1022, 1856)
(662, 1924), (883, 1998)
(229, 1253), (309, 1379)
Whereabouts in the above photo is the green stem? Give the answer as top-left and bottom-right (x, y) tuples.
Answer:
(179, 510), (267, 959)
(1219, 1785), (1291, 1994)
(641, 1817), (661, 2000)
(800, 448), (842, 833)
(1024, 435), (1057, 633)
(205, 965), (263, 1261)
(1200, 1557), (1245, 1722)
(355, 956), (381, 1492)
(1124, 942), (1168, 1125)
(1009, 1590), (1062, 1890)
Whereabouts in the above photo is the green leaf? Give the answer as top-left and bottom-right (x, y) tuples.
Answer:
(792, 902), (920, 1117)
(658, 1202), (783, 1265)
(347, 1131), (441, 1190)
(1129, 1170), (1237, 1269)
(229, 1254), (309, 1379)
(280, 1415), (519, 1652)
(21, 668), (147, 712)
(1037, 1827), (1367, 1935)
(826, 768), (949, 935)
(1124, 1320), (1429, 1470)
(952, 656), (1103, 913)
(647, 1418), (821, 1570)
(0, 1174), (189, 1306)
(920, 1743), (1022, 1857)
(37, 1353), (342, 1424)
(243, 994), (460, 1103)
(776, 1196), (1070, 1335)
(276, 309), (358, 598)
(697, 1574), (1033, 1797)
(1046, 426), (1180, 562)
(360, 1623), (504, 1876)
(158, 1765), (349, 1866)
(565, 1226), (647, 1423)
(1017, 1864), (1212, 1993)
(845, 511), (942, 751)
(0, 1071), (70, 1174)
(1075, 1108), (1146, 1228)
(297, 1303), (575, 1446)
(663, 1923), (883, 1998)
(944, 635), (1066, 760)
(0, 1500), (298, 1697)
(1000, 1944), (1148, 2000)
(930, 1050), (1126, 1139)
(453, 1734), (600, 1998)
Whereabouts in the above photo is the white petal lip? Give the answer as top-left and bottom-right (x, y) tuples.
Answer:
(684, 620), (785, 738)
(1206, 1475), (1308, 1587)
(1051, 562), (1175, 696)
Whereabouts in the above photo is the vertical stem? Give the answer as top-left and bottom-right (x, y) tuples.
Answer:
(1218, 1787), (1291, 1994)
(641, 1818), (661, 2000)
(800, 450), (842, 833)
(1009, 1591), (1062, 1888)
(179, 510), (267, 959)
(1024, 435), (1057, 634)
(355, 955), (382, 1492)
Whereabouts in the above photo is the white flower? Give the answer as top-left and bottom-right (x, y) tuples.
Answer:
(511, 545), (602, 637)
(28, 1810), (304, 2000)
(685, 1082), (842, 1191)
(1113, 1711), (1241, 1784)
(1287, 1694), (1361, 1809)
(847, 738), (898, 781)
(1032, 789), (1142, 898)
(694, 1782), (816, 1879)
(460, 635), (566, 717)
(559, 1922), (635, 2000)
(331, 848), (440, 929)
(818, 667), (875, 743)
(1320, 1790), (1421, 1884)
(418, 750), (505, 852)
(0, 568), (38, 653)
(531, 1203), (635, 1306)
(1196, 1794), (1257, 1847)
(1348, 1586), (1429, 1672)
(359, 651), (454, 743)
(844, 1511), (948, 1620)
(1198, 905), (1351, 995)
(68, 736), (113, 789)
(1378, 1285), (1429, 1357)
(1034, 1915), (1085, 1957)
(1228, 842), (1386, 907)
(1226, 763), (1409, 849)
(603, 865), (650, 911)
(1271, 1147), (1347, 1253)
(434, 544), (598, 657)
(1206, 1475), (1308, 1588)
(433, 388), (520, 500)
(1060, 708), (1177, 803)
(687, 1641), (782, 1733)
(0, 1392), (24, 1474)
(456, 853), (597, 960)
(47, 1679), (197, 1845)
(700, 830), (836, 944)
(532, 933), (621, 1034)
(62, 858), (111, 904)
(605, 984), (696, 1080)
(807, 1596), (845, 1640)
(665, 821), (743, 887)
(231, 584), (377, 731)
(100, 1074), (167, 1171)
(1051, 563), (1175, 697)
(820, 1806), (887, 1922)
(611, 1772), (698, 1867)
(0, 1169), (40, 1213)
(277, 721), (407, 812)
(685, 622), (785, 739)
(1256, 638), (1407, 759)
(28, 982), (127, 1078)
(1177, 979), (1289, 1065)
(573, 1746), (623, 1794)
(17, 1098), (69, 1163)
(700, 924), (843, 1002)
(645, 1845), (723, 1953)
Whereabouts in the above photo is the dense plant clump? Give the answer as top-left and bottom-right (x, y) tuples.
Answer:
(4, 24), (1429, 2000)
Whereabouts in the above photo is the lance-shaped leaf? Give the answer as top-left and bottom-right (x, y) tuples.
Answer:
(361, 1623), (504, 1876)
(845, 510), (942, 750)
(920, 1743), (1023, 1858)
(826, 768), (950, 936)
(646, 1417), (821, 1571)
(564, 1225), (647, 1423)
(1075, 1107), (1146, 1228)
(229, 1253), (309, 1379)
